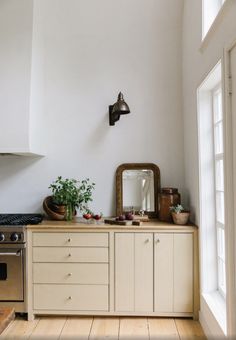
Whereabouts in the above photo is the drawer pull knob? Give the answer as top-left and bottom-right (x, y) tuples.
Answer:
(156, 239), (160, 243)
(68, 296), (72, 300)
(145, 239), (150, 243)
(68, 253), (72, 257)
(68, 238), (71, 242)
(68, 273), (72, 276)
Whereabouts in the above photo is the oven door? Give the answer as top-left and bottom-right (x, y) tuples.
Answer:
(0, 248), (24, 301)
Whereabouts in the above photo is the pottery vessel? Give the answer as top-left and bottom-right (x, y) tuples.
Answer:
(171, 211), (190, 225)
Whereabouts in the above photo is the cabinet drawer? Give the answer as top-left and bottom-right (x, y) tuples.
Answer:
(33, 284), (108, 311)
(33, 232), (108, 247)
(33, 247), (108, 263)
(33, 263), (108, 284)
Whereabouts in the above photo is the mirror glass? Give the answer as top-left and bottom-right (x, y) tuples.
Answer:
(122, 169), (155, 212)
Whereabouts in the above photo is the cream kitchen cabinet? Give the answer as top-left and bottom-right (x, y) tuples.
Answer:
(27, 223), (199, 320)
(114, 231), (194, 316)
(27, 231), (109, 320)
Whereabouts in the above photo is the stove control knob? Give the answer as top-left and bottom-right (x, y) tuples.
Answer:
(10, 233), (19, 242)
(0, 233), (5, 242)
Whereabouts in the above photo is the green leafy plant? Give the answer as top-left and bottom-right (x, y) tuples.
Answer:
(49, 176), (95, 221)
(169, 204), (185, 214)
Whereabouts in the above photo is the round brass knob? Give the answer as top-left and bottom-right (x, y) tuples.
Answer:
(68, 253), (72, 257)
(68, 238), (71, 242)
(68, 273), (72, 276)
(156, 239), (160, 243)
(68, 296), (72, 300)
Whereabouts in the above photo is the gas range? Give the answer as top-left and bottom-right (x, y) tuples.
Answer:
(0, 213), (43, 313)
(0, 214), (43, 244)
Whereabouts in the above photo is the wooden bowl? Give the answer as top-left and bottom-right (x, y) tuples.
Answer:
(43, 196), (65, 220)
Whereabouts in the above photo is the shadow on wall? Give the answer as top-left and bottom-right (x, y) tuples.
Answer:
(0, 155), (43, 181)
(0, 155), (44, 213)
(86, 112), (109, 149)
(184, 188), (196, 223)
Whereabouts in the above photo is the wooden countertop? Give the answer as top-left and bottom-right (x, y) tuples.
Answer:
(27, 218), (197, 231)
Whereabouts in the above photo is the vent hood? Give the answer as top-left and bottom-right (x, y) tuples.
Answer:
(0, 0), (45, 156)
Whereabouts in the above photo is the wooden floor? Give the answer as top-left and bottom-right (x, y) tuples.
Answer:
(0, 309), (15, 335)
(0, 316), (206, 339)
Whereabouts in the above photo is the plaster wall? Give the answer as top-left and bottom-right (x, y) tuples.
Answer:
(0, 0), (184, 216)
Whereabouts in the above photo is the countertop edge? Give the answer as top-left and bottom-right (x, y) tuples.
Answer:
(26, 220), (198, 231)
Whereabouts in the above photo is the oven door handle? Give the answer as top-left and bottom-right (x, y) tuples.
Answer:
(0, 250), (21, 256)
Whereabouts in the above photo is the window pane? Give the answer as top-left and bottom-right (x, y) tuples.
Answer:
(216, 191), (225, 224)
(217, 227), (225, 261)
(218, 258), (226, 295)
(214, 90), (222, 123)
(214, 121), (223, 154)
(215, 159), (224, 191)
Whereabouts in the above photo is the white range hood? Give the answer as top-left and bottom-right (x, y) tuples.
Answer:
(0, 0), (45, 156)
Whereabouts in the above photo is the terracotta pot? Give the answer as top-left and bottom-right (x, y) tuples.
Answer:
(171, 211), (190, 225)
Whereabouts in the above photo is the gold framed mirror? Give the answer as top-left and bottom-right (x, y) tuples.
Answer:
(116, 163), (160, 218)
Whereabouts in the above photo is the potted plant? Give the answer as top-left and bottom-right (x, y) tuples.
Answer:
(44, 176), (95, 221)
(170, 204), (190, 225)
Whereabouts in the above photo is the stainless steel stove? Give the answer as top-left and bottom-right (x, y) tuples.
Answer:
(0, 214), (43, 313)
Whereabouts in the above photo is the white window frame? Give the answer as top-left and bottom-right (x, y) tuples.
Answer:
(212, 84), (226, 298)
(197, 61), (227, 335)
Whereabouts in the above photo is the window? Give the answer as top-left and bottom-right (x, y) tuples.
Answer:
(197, 61), (226, 333)
(202, 0), (226, 38)
(212, 86), (226, 296)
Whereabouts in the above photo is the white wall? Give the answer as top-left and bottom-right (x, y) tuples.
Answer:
(0, 0), (184, 216)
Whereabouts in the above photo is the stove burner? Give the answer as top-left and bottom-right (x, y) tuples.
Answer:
(0, 214), (43, 226)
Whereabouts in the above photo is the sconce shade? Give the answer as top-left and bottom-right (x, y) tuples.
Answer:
(109, 92), (130, 126)
(112, 92), (130, 115)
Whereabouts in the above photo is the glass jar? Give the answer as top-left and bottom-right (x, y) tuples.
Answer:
(158, 188), (181, 222)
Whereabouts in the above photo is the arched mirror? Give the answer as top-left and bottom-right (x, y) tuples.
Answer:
(116, 163), (160, 218)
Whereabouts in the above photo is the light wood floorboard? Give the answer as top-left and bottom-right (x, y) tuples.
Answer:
(0, 316), (206, 340)
(119, 317), (149, 339)
(175, 319), (207, 340)
(60, 316), (93, 340)
(29, 317), (66, 339)
(148, 318), (180, 339)
(0, 318), (39, 339)
(89, 317), (119, 340)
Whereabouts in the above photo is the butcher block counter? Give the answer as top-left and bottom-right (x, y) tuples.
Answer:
(26, 219), (199, 321)
(27, 218), (197, 230)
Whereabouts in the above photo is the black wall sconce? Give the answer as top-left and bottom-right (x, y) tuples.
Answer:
(109, 92), (130, 126)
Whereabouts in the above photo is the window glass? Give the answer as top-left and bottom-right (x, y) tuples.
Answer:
(213, 85), (226, 296)
(214, 122), (223, 154)
(203, 0), (226, 38)
(215, 160), (224, 191)
(216, 191), (225, 224)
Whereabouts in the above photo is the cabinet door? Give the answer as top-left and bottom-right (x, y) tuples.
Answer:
(115, 233), (153, 312)
(173, 233), (193, 312)
(115, 233), (134, 311)
(154, 232), (193, 313)
(135, 233), (153, 311)
(154, 233), (174, 312)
